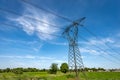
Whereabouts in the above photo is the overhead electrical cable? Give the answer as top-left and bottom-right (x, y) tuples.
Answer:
(0, 22), (62, 38)
(21, 0), (73, 22)
(83, 27), (120, 56)
(1, 0), (119, 65)
(0, 7), (64, 30)
(78, 34), (120, 62)
(21, 0), (120, 58)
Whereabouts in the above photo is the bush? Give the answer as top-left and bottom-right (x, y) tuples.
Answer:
(49, 63), (58, 74)
(60, 63), (69, 73)
(66, 74), (75, 78)
(12, 68), (23, 74)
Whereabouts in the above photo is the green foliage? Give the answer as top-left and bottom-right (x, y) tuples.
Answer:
(0, 69), (3, 73)
(66, 74), (75, 78)
(49, 63), (58, 74)
(60, 63), (69, 73)
(86, 72), (120, 80)
(97, 67), (105, 71)
(5, 68), (11, 72)
(23, 68), (40, 72)
(0, 67), (41, 73)
(0, 72), (120, 80)
(40, 68), (47, 72)
(80, 67), (106, 72)
(12, 68), (23, 74)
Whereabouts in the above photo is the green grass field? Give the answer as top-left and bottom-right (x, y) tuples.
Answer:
(0, 72), (120, 80)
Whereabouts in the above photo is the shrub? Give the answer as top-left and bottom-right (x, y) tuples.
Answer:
(49, 63), (58, 74)
(60, 63), (69, 73)
(12, 68), (23, 74)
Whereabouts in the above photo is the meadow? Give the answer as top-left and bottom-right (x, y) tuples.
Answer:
(0, 72), (120, 80)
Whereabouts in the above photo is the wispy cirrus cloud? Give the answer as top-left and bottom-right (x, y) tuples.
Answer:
(80, 48), (98, 55)
(49, 41), (68, 46)
(0, 55), (54, 60)
(10, 4), (60, 40)
(85, 37), (114, 46)
(0, 55), (35, 59)
(78, 36), (119, 55)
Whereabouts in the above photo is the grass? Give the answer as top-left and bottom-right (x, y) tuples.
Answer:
(85, 72), (120, 80)
(0, 72), (120, 80)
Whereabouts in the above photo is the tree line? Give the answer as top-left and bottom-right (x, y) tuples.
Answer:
(0, 63), (110, 75)
(0, 67), (40, 74)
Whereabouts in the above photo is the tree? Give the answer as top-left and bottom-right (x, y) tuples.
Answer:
(5, 68), (11, 72)
(49, 63), (58, 74)
(60, 63), (69, 73)
(98, 67), (105, 71)
(12, 68), (23, 74)
(84, 67), (89, 71)
(91, 67), (97, 72)
(0, 69), (3, 73)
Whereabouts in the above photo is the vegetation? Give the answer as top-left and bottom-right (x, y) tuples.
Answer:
(0, 66), (118, 74)
(60, 63), (69, 73)
(0, 71), (120, 80)
(0, 67), (40, 73)
(83, 67), (105, 72)
(0, 63), (120, 80)
(12, 68), (23, 74)
(49, 63), (58, 74)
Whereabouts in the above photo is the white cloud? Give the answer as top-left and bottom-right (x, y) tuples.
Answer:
(117, 33), (120, 37)
(11, 4), (59, 40)
(113, 44), (120, 48)
(0, 55), (56, 60)
(0, 55), (35, 59)
(39, 56), (55, 60)
(54, 60), (65, 63)
(79, 37), (116, 55)
(88, 37), (114, 46)
(80, 48), (100, 55)
(102, 38), (114, 44)
(79, 37), (115, 52)
(79, 36), (120, 57)
(49, 42), (68, 46)
(0, 38), (43, 52)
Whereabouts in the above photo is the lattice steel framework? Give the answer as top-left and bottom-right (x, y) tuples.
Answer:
(62, 17), (86, 80)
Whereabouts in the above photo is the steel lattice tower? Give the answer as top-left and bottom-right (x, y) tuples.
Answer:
(62, 17), (86, 80)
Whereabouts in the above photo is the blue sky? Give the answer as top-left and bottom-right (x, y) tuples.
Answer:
(0, 0), (120, 69)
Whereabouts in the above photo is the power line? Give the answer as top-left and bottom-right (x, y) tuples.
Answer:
(0, 22), (62, 38)
(22, 0), (120, 58)
(83, 27), (120, 56)
(78, 35), (120, 62)
(21, 0), (120, 58)
(80, 47), (119, 67)
(0, 7), (64, 30)
(22, 20), (62, 38)
(1, 0), (119, 68)
(79, 35), (119, 59)
(1, 23), (119, 68)
(21, 0), (73, 22)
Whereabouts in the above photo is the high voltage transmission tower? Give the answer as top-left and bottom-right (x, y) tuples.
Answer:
(62, 17), (86, 80)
